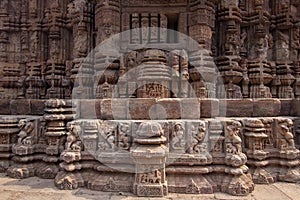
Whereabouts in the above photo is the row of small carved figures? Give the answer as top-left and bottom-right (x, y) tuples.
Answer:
(13, 119), (297, 155)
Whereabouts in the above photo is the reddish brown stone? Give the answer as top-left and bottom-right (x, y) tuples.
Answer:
(128, 98), (156, 120)
(79, 100), (98, 119)
(200, 99), (219, 118)
(30, 100), (46, 115)
(180, 98), (200, 119)
(99, 99), (128, 120)
(222, 99), (254, 117)
(10, 100), (31, 115)
(156, 98), (181, 119)
(280, 99), (292, 116)
(291, 99), (300, 117)
(0, 99), (11, 115)
(253, 99), (281, 117)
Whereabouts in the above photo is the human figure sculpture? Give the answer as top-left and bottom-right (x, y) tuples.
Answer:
(279, 119), (295, 149)
(65, 122), (82, 151)
(226, 121), (242, 154)
(171, 123), (184, 149)
(188, 121), (206, 153)
(17, 119), (34, 145)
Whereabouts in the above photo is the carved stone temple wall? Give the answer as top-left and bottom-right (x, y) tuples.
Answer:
(1, 0), (300, 197)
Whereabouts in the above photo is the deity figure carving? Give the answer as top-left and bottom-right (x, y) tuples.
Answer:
(118, 123), (131, 150)
(30, 32), (39, 60)
(277, 31), (290, 61)
(251, 35), (270, 60)
(226, 121), (242, 154)
(50, 40), (60, 61)
(278, 119), (295, 149)
(65, 122), (82, 151)
(73, 24), (88, 58)
(187, 121), (206, 154)
(171, 123), (185, 150)
(98, 125), (117, 151)
(225, 32), (240, 55)
(17, 119), (34, 146)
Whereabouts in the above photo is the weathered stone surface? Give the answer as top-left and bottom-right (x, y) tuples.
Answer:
(279, 99), (292, 116)
(253, 99), (281, 117)
(129, 99), (157, 120)
(0, 99), (11, 115)
(10, 100), (31, 115)
(291, 99), (300, 117)
(221, 99), (254, 117)
(200, 99), (219, 118)
(78, 100), (98, 119)
(0, 0), (300, 198)
(30, 100), (46, 115)
(156, 99), (181, 119)
(180, 98), (200, 119)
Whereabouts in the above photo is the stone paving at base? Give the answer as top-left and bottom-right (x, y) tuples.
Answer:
(0, 173), (300, 200)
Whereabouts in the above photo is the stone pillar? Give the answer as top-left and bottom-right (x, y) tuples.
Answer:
(131, 122), (168, 197)
(45, 2), (65, 99)
(188, 0), (216, 50)
(67, 0), (94, 99)
(216, 0), (244, 99)
(189, 48), (217, 98)
(246, 1), (273, 98)
(95, 0), (120, 45)
(43, 99), (76, 178)
(7, 117), (41, 179)
(137, 49), (171, 98)
(94, 0), (120, 99)
(0, 117), (19, 172)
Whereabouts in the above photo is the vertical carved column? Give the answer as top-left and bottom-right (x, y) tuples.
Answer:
(223, 120), (253, 195)
(137, 49), (171, 98)
(0, 117), (19, 172)
(43, 99), (76, 178)
(131, 13), (140, 44)
(131, 122), (168, 197)
(0, 31), (8, 62)
(95, 0), (120, 45)
(160, 14), (168, 43)
(188, 0), (218, 98)
(67, 0), (94, 99)
(141, 13), (149, 44)
(188, 0), (216, 50)
(271, 1), (295, 98)
(55, 120), (84, 189)
(94, 0), (120, 99)
(216, 0), (244, 99)
(45, 2), (65, 99)
(189, 48), (217, 98)
(246, 1), (273, 98)
(150, 13), (159, 43)
(7, 117), (41, 179)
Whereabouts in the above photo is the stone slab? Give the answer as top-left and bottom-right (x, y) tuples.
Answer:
(279, 99), (292, 116)
(99, 99), (128, 120)
(0, 99), (11, 115)
(78, 99), (98, 119)
(200, 99), (219, 118)
(128, 98), (157, 120)
(10, 99), (31, 115)
(253, 99), (281, 117)
(221, 99), (254, 117)
(180, 98), (200, 119)
(291, 99), (300, 117)
(156, 98), (181, 119)
(30, 100), (46, 115)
